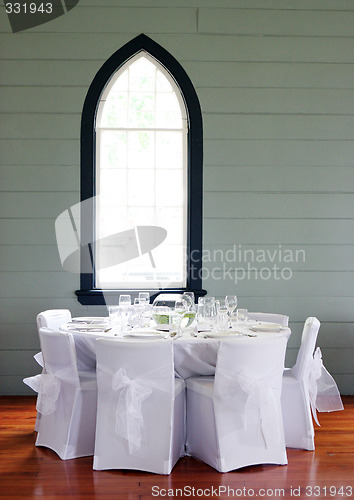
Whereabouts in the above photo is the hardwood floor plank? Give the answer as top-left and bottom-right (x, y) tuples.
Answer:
(0, 396), (353, 499)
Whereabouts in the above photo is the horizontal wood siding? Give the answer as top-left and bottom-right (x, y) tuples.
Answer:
(0, 1), (353, 394)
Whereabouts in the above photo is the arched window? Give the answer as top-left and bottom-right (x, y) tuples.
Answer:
(76, 35), (204, 304)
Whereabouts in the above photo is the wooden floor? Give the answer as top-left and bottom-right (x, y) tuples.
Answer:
(0, 396), (353, 499)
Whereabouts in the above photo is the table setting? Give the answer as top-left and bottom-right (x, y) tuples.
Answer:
(60, 293), (291, 376)
(62, 292), (289, 341)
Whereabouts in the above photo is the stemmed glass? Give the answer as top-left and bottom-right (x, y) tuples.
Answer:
(170, 300), (187, 336)
(139, 292), (150, 304)
(134, 297), (146, 327)
(108, 306), (121, 335)
(216, 299), (229, 330)
(225, 295), (237, 328)
(119, 295), (131, 308)
(183, 292), (195, 310)
(119, 295), (131, 331)
(204, 297), (217, 331)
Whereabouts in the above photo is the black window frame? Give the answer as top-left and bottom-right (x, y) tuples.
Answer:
(76, 34), (205, 305)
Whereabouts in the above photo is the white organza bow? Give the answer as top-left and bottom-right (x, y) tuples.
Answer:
(23, 365), (77, 416)
(98, 365), (172, 457)
(23, 373), (61, 416)
(215, 364), (283, 448)
(308, 347), (344, 426)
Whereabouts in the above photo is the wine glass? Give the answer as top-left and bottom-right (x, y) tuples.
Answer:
(139, 292), (150, 304)
(108, 306), (122, 335)
(170, 300), (187, 335)
(225, 295), (237, 328)
(119, 295), (131, 332)
(216, 299), (229, 330)
(204, 297), (217, 331)
(134, 297), (145, 327)
(119, 295), (131, 308)
(182, 292), (195, 312)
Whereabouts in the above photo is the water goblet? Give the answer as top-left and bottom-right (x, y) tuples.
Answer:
(225, 295), (237, 328)
(139, 292), (150, 303)
(183, 291), (195, 308)
(171, 300), (188, 335)
(108, 306), (122, 335)
(119, 294), (131, 308)
(119, 295), (131, 332)
(134, 297), (146, 327)
(216, 299), (229, 330)
(204, 297), (217, 331)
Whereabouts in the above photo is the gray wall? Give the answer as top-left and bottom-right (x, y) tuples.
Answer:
(1, 0), (353, 394)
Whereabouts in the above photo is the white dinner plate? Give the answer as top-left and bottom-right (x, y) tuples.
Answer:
(72, 316), (108, 324)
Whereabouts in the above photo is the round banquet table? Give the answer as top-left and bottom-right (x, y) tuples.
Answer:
(60, 321), (291, 379)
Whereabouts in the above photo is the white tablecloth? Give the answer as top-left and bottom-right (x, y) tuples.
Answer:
(60, 322), (291, 379)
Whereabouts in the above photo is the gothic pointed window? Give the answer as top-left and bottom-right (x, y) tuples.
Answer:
(77, 35), (204, 304)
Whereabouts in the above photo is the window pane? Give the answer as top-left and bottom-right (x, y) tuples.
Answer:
(155, 170), (184, 207)
(96, 52), (187, 289)
(127, 169), (155, 206)
(100, 131), (127, 168)
(101, 92), (128, 128)
(128, 92), (155, 128)
(156, 92), (182, 129)
(129, 57), (156, 92)
(156, 132), (183, 170)
(156, 71), (173, 92)
(128, 131), (154, 168)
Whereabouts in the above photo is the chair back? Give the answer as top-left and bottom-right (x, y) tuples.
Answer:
(37, 309), (72, 330)
(248, 312), (289, 326)
(215, 335), (288, 396)
(38, 327), (79, 386)
(292, 317), (321, 380)
(213, 335), (288, 454)
(95, 338), (174, 396)
(94, 339), (176, 467)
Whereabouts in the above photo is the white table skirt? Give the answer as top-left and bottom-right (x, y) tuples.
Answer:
(60, 323), (291, 379)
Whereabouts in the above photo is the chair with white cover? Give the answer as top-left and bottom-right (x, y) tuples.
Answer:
(31, 309), (72, 431)
(248, 312), (289, 326)
(36, 309), (72, 330)
(23, 327), (97, 459)
(93, 339), (185, 474)
(281, 317), (343, 450)
(186, 336), (288, 472)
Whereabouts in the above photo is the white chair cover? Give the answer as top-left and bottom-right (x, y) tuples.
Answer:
(281, 317), (343, 450)
(37, 309), (71, 330)
(36, 309), (72, 329)
(93, 339), (185, 474)
(248, 312), (289, 326)
(24, 327), (97, 460)
(186, 336), (288, 472)
(32, 310), (72, 431)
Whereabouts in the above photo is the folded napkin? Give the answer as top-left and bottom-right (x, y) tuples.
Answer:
(250, 323), (282, 332)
